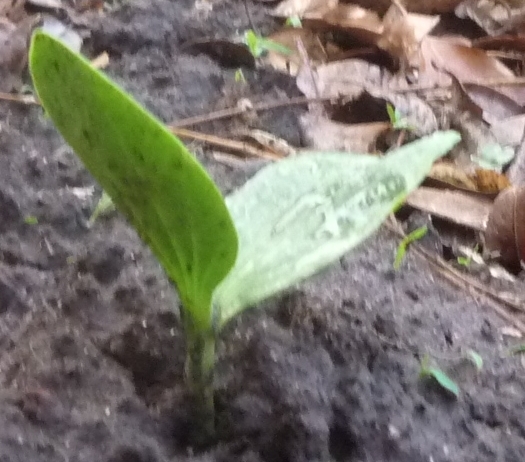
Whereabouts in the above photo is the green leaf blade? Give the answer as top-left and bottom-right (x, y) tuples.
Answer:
(421, 367), (460, 397)
(466, 350), (483, 371)
(394, 225), (428, 270)
(215, 131), (461, 326)
(29, 31), (238, 330)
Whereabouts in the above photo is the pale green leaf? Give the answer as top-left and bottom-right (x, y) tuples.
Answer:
(88, 190), (116, 225)
(466, 349), (483, 371)
(215, 131), (461, 326)
(421, 365), (460, 397)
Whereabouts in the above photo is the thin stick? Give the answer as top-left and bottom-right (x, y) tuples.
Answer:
(170, 72), (525, 129)
(170, 126), (283, 160)
(170, 95), (335, 128)
(0, 92), (38, 104)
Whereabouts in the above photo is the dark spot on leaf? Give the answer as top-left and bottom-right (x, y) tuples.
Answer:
(82, 129), (92, 148)
(186, 263), (192, 274)
(133, 148), (145, 163)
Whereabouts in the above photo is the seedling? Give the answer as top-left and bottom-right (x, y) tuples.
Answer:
(243, 29), (292, 58)
(29, 31), (461, 443)
(457, 255), (471, 267)
(394, 225), (427, 270)
(285, 15), (302, 28)
(419, 355), (459, 397)
(24, 215), (38, 225)
(457, 244), (480, 268)
(386, 103), (414, 132)
(234, 68), (246, 84)
(88, 190), (116, 225)
(466, 349), (483, 371)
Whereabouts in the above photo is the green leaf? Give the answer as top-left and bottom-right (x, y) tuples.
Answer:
(420, 365), (460, 397)
(386, 103), (396, 124)
(466, 349), (483, 371)
(456, 256), (471, 267)
(244, 30), (261, 57)
(243, 30), (292, 58)
(473, 143), (514, 171)
(215, 131), (461, 326)
(394, 225), (428, 270)
(234, 68), (246, 84)
(88, 190), (116, 225)
(29, 31), (238, 331)
(285, 15), (302, 28)
(24, 215), (38, 225)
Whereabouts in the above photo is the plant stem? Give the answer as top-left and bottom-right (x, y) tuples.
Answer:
(183, 313), (216, 445)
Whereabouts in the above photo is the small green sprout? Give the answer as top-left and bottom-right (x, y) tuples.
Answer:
(419, 355), (459, 397)
(466, 349), (483, 371)
(457, 244), (480, 267)
(387, 103), (414, 131)
(457, 255), (471, 267)
(285, 15), (302, 28)
(234, 68), (246, 84)
(29, 31), (461, 444)
(24, 215), (38, 225)
(244, 29), (292, 58)
(88, 190), (116, 225)
(394, 225), (427, 270)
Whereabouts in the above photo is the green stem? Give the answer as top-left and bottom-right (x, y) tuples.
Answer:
(183, 313), (216, 445)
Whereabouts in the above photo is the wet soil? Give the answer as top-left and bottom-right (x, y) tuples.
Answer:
(2, 0), (525, 461)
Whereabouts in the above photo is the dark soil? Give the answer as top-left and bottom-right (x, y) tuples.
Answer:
(2, 1), (525, 461)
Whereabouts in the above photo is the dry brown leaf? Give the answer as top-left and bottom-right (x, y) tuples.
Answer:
(297, 59), (391, 101)
(262, 27), (328, 75)
(300, 112), (390, 152)
(418, 36), (525, 106)
(473, 168), (511, 193)
(333, 0), (463, 15)
(466, 84), (523, 122)
(378, 3), (439, 69)
(318, 3), (383, 45)
(272, 0), (337, 17)
(0, 0), (26, 22)
(456, 0), (525, 35)
(429, 162), (479, 191)
(473, 33), (525, 52)
(490, 114), (525, 147)
(485, 185), (525, 271)
(0, 15), (39, 92)
(297, 59), (437, 135)
(406, 186), (492, 231)
(428, 162), (511, 195)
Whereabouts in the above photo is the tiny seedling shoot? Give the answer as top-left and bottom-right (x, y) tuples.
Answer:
(394, 225), (428, 270)
(29, 31), (461, 443)
(243, 29), (292, 58)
